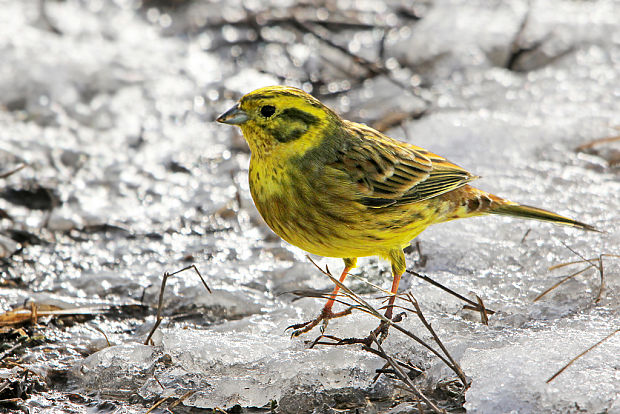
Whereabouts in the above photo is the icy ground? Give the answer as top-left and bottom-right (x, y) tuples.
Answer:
(1, 0), (619, 412)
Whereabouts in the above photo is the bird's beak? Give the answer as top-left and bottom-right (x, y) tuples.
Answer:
(216, 103), (249, 125)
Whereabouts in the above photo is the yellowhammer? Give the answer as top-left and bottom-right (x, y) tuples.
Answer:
(216, 85), (595, 340)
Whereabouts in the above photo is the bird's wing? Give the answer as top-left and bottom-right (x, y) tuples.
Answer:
(332, 121), (478, 208)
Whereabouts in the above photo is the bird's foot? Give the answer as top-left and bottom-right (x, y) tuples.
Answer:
(286, 307), (353, 338)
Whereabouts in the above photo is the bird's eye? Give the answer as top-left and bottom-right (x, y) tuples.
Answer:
(260, 105), (276, 118)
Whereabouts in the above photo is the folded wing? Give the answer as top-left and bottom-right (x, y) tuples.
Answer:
(333, 121), (478, 208)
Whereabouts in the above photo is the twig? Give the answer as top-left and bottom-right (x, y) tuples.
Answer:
(575, 133), (620, 152)
(0, 342), (23, 362)
(533, 265), (591, 302)
(0, 163), (26, 179)
(289, 19), (430, 105)
(547, 329), (619, 383)
(153, 374), (165, 390)
(0, 305), (106, 327)
(144, 265), (211, 345)
(369, 335), (446, 414)
(146, 396), (170, 414)
(536, 247), (617, 303)
(406, 294), (469, 388)
(92, 325), (111, 347)
(406, 270), (496, 315)
(520, 228), (531, 243)
(168, 390), (196, 409)
(306, 257), (466, 385)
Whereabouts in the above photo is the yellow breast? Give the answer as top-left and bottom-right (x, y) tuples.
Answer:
(248, 155), (441, 259)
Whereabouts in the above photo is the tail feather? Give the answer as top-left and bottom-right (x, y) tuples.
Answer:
(490, 203), (598, 232)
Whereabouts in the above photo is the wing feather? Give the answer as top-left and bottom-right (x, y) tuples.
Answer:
(331, 121), (477, 208)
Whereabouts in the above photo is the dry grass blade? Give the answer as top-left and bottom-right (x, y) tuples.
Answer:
(538, 248), (618, 303)
(0, 304), (106, 327)
(575, 133), (620, 151)
(547, 329), (619, 383)
(369, 335), (446, 414)
(520, 228), (532, 243)
(377, 302), (418, 315)
(559, 242), (600, 270)
(533, 265), (591, 302)
(406, 270), (496, 316)
(144, 264), (211, 345)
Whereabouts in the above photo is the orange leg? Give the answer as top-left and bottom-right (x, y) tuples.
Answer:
(383, 271), (402, 320)
(288, 266), (353, 337)
(322, 266), (351, 313)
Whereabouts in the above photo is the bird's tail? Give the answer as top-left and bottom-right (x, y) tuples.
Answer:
(489, 202), (598, 232)
(454, 185), (597, 231)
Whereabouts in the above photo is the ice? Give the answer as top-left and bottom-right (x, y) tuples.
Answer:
(461, 311), (620, 413)
(74, 318), (387, 409)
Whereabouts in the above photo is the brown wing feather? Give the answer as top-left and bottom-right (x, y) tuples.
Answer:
(333, 121), (478, 208)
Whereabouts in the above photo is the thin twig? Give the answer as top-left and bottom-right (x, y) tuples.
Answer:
(575, 133), (620, 151)
(0, 163), (26, 179)
(370, 335), (446, 414)
(144, 265), (211, 345)
(547, 329), (619, 383)
(559, 242), (600, 272)
(407, 294), (469, 388)
(92, 325), (111, 347)
(538, 248), (618, 303)
(306, 257), (465, 383)
(168, 390), (196, 409)
(0, 342), (23, 362)
(533, 265), (591, 302)
(289, 19), (430, 105)
(406, 270), (496, 315)
(475, 295), (489, 325)
(146, 396), (170, 414)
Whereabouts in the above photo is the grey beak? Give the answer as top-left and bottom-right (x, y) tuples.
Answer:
(216, 103), (249, 125)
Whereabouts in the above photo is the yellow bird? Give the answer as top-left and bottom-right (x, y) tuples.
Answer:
(216, 86), (595, 340)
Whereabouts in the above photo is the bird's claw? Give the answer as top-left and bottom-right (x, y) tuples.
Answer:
(286, 314), (327, 338)
(286, 307), (354, 338)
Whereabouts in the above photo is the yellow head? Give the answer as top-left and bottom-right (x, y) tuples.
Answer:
(216, 86), (339, 156)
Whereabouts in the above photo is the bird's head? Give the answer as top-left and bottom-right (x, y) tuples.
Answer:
(216, 86), (339, 156)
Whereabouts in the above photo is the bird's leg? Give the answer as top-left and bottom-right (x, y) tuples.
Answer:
(374, 271), (402, 340)
(333, 271), (404, 347)
(334, 250), (407, 346)
(287, 266), (353, 337)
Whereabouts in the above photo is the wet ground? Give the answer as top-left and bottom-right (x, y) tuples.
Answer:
(1, 0), (619, 413)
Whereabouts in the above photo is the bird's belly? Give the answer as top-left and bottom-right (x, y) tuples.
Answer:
(252, 190), (432, 258)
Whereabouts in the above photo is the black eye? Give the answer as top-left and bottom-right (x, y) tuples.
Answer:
(260, 105), (276, 118)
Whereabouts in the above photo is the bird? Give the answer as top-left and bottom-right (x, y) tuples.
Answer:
(216, 85), (596, 341)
